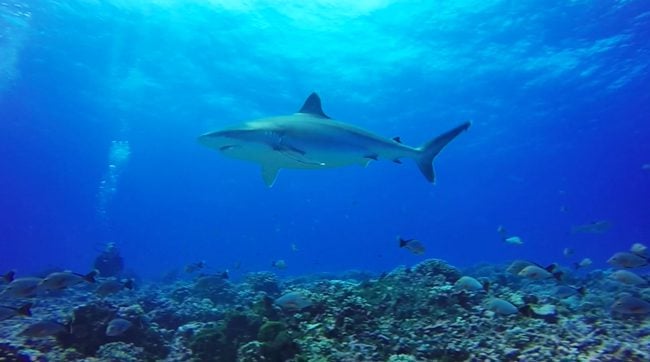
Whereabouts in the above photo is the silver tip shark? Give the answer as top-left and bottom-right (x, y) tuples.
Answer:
(198, 93), (470, 187)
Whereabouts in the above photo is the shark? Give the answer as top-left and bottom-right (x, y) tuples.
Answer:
(198, 93), (470, 187)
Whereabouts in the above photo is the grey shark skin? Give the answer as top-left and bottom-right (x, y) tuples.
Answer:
(198, 93), (470, 187)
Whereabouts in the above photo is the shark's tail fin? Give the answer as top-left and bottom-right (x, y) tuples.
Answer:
(416, 122), (471, 183)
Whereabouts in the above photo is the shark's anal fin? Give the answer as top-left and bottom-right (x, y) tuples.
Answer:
(261, 166), (280, 187)
(297, 92), (330, 119)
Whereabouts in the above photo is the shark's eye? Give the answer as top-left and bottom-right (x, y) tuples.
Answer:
(220, 145), (238, 151)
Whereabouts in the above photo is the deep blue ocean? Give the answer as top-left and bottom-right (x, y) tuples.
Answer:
(1, 1), (648, 281)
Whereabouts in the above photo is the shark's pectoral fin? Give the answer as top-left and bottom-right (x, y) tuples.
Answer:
(261, 165), (280, 187)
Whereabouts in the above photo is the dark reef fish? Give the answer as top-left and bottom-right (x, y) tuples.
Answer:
(0, 303), (32, 321)
(275, 291), (313, 311)
(0, 277), (43, 298)
(20, 320), (68, 338)
(486, 298), (518, 315)
(1, 270), (15, 284)
(398, 237), (426, 255)
(571, 220), (611, 234)
(454, 276), (489, 292)
(611, 295), (650, 315)
(95, 278), (134, 298)
(271, 259), (287, 270)
(607, 252), (649, 269)
(105, 318), (133, 337)
(509, 260), (563, 281)
(198, 92), (470, 187)
(555, 285), (586, 299)
(39, 270), (97, 290)
(609, 270), (647, 286)
(506, 260), (536, 275)
(184, 261), (206, 273)
(518, 264), (563, 281)
(194, 272), (229, 289)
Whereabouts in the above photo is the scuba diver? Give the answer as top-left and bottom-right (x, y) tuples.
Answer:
(93, 242), (124, 277)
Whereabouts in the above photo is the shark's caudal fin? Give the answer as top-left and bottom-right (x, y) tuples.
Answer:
(416, 122), (471, 183)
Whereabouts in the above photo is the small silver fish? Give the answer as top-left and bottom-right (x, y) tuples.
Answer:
(630, 243), (648, 257)
(504, 236), (523, 245)
(607, 252), (649, 269)
(574, 258), (592, 269)
(20, 320), (67, 338)
(106, 318), (133, 337)
(611, 295), (650, 315)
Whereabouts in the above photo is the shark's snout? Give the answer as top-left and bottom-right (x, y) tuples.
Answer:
(197, 131), (226, 149)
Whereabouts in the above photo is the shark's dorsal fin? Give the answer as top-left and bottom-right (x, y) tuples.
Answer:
(297, 92), (330, 119)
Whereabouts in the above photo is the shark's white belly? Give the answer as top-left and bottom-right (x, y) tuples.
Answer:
(223, 137), (380, 170)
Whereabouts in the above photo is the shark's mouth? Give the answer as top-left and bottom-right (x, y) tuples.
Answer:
(219, 145), (240, 151)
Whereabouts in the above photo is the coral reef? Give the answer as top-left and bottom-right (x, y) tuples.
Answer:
(244, 272), (282, 297)
(1, 258), (650, 361)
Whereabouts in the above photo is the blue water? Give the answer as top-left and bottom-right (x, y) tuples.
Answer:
(1, 1), (648, 280)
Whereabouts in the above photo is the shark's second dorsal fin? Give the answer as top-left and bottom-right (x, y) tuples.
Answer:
(297, 92), (330, 119)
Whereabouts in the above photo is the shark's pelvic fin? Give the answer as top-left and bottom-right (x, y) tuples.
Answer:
(416, 121), (471, 184)
(261, 165), (280, 187)
(297, 92), (330, 119)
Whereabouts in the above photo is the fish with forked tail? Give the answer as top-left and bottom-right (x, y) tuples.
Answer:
(95, 279), (134, 298)
(198, 93), (470, 186)
(0, 277), (44, 298)
(0, 303), (32, 321)
(20, 320), (68, 338)
(39, 270), (98, 290)
(571, 220), (611, 234)
(398, 237), (426, 255)
(607, 252), (649, 269)
(518, 264), (563, 281)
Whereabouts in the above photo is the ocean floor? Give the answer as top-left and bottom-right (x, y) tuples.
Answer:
(1, 258), (649, 361)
